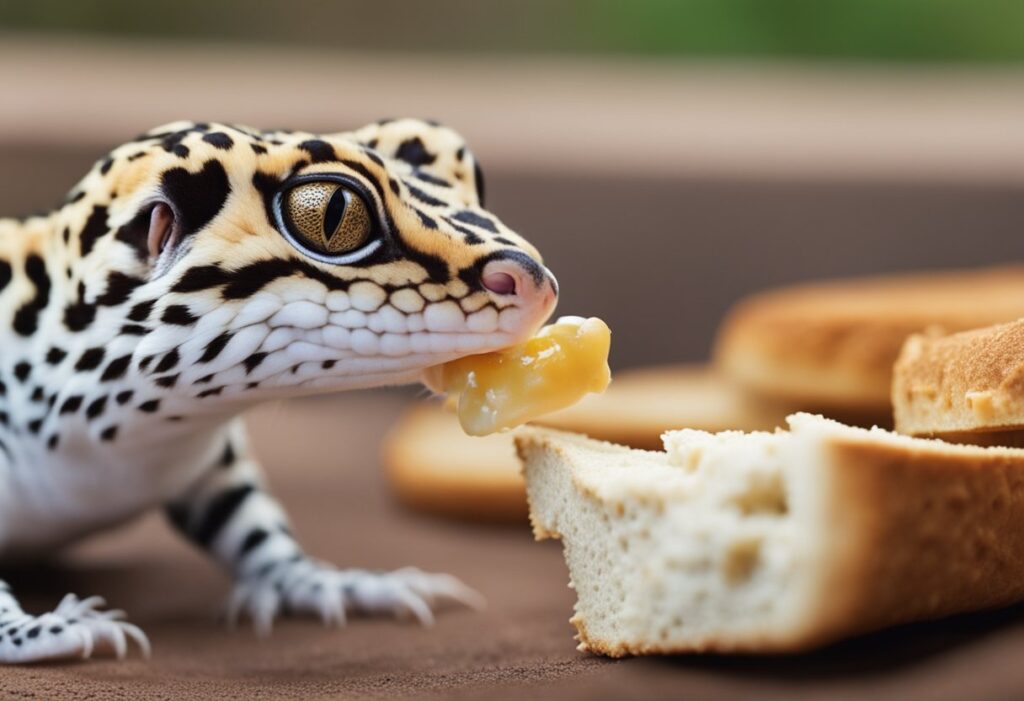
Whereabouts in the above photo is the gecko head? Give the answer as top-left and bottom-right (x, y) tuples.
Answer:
(56, 119), (557, 406)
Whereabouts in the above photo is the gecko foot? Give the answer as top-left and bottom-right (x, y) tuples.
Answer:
(228, 558), (486, 636)
(0, 594), (150, 664)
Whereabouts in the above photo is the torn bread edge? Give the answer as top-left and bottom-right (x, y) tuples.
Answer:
(515, 414), (1024, 656)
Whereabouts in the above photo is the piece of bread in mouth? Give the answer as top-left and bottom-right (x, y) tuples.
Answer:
(515, 414), (1024, 656)
(714, 265), (1024, 415)
(893, 318), (1024, 439)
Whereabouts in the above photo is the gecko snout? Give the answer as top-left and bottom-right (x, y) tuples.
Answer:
(480, 254), (558, 313)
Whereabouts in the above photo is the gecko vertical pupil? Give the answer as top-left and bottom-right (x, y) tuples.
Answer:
(284, 181), (372, 257)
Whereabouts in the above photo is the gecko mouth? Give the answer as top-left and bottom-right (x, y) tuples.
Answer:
(133, 263), (556, 404)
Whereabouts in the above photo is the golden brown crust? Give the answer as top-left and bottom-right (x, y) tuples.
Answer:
(715, 266), (1024, 411)
(815, 437), (1024, 639)
(893, 319), (1024, 436)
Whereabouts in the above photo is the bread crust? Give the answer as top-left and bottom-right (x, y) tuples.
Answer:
(893, 319), (1024, 436)
(715, 266), (1024, 412)
(516, 423), (1024, 655)
(810, 437), (1024, 644)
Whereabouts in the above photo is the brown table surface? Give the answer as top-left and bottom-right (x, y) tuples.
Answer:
(2, 390), (1024, 700)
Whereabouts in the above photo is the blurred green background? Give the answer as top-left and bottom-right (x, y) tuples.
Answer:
(3, 0), (1023, 63)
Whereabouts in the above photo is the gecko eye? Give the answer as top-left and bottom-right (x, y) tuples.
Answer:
(280, 180), (374, 260)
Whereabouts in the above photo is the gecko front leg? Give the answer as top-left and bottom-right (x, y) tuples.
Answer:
(165, 420), (483, 635)
(0, 579), (149, 663)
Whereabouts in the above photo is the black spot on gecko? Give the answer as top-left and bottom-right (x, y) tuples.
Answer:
(252, 170), (282, 230)
(364, 150), (385, 169)
(473, 160), (486, 206)
(298, 140), (336, 163)
(244, 352), (267, 374)
(161, 160), (231, 240)
(13, 362), (30, 382)
(443, 217), (483, 244)
(202, 132), (234, 150)
(162, 305), (197, 325)
(101, 354), (132, 382)
(59, 396), (83, 415)
(100, 426), (118, 441)
(154, 349), (180, 374)
(128, 300), (155, 322)
(46, 347), (66, 365)
(239, 528), (269, 557)
(114, 208), (154, 262)
(451, 209), (499, 233)
(79, 206), (110, 257)
(13, 255), (51, 336)
(138, 399), (160, 413)
(155, 374), (179, 389)
(407, 184), (446, 208)
(199, 333), (232, 363)
(172, 265), (231, 293)
(116, 390), (134, 405)
(95, 273), (144, 306)
(412, 170), (451, 188)
(63, 299), (97, 332)
(75, 348), (105, 371)
(86, 395), (108, 420)
(395, 137), (435, 167)
(414, 209), (438, 230)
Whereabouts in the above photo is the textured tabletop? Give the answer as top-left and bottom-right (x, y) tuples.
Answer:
(1, 390), (1024, 700)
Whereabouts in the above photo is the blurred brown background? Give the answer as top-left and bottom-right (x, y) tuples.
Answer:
(4, 7), (1024, 369)
(4, 3), (1024, 699)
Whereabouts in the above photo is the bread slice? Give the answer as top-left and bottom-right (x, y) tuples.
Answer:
(515, 415), (1024, 656)
(714, 266), (1024, 413)
(893, 318), (1024, 438)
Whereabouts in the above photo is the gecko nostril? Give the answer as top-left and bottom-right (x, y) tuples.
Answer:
(481, 270), (517, 296)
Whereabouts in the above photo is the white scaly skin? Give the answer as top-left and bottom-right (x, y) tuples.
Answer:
(0, 119), (557, 662)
